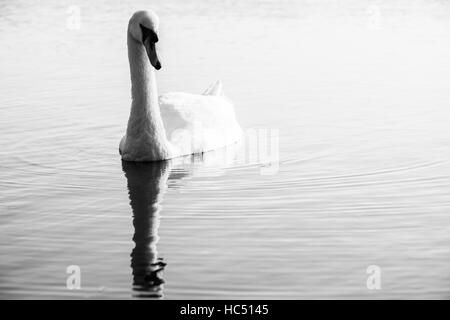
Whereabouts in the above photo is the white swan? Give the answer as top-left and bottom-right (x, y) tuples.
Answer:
(119, 10), (243, 162)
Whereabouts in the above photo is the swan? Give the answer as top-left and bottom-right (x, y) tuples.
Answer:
(119, 10), (243, 162)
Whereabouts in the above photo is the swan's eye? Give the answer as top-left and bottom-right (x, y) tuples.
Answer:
(140, 24), (158, 43)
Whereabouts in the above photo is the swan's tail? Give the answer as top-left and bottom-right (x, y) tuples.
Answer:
(202, 80), (224, 96)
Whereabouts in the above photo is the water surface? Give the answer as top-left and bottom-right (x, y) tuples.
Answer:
(1, 0), (450, 299)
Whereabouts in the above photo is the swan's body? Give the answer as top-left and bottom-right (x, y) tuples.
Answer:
(120, 10), (242, 162)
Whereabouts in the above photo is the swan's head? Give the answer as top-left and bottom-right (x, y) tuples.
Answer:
(128, 10), (161, 70)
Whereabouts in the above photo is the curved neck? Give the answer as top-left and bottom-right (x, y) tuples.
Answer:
(126, 32), (169, 158)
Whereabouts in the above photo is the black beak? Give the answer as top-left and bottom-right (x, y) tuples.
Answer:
(140, 25), (161, 70)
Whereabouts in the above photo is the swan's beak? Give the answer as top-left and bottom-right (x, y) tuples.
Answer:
(140, 24), (161, 70)
(143, 37), (161, 70)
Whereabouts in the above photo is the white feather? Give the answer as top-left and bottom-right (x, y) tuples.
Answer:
(160, 89), (243, 157)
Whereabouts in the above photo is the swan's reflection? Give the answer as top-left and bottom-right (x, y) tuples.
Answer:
(122, 160), (173, 298)
(122, 144), (240, 298)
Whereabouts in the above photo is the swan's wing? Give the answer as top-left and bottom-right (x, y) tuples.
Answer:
(159, 92), (242, 155)
(202, 80), (224, 96)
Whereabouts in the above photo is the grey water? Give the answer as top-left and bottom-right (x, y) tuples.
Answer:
(1, 0), (450, 299)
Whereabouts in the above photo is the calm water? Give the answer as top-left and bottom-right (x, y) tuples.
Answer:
(1, 0), (450, 299)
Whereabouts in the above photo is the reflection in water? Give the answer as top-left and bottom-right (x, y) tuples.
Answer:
(122, 160), (172, 298)
(122, 147), (238, 298)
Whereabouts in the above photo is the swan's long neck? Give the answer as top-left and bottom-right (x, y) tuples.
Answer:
(126, 32), (169, 159)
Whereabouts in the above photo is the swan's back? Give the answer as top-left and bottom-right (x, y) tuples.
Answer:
(159, 92), (242, 157)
